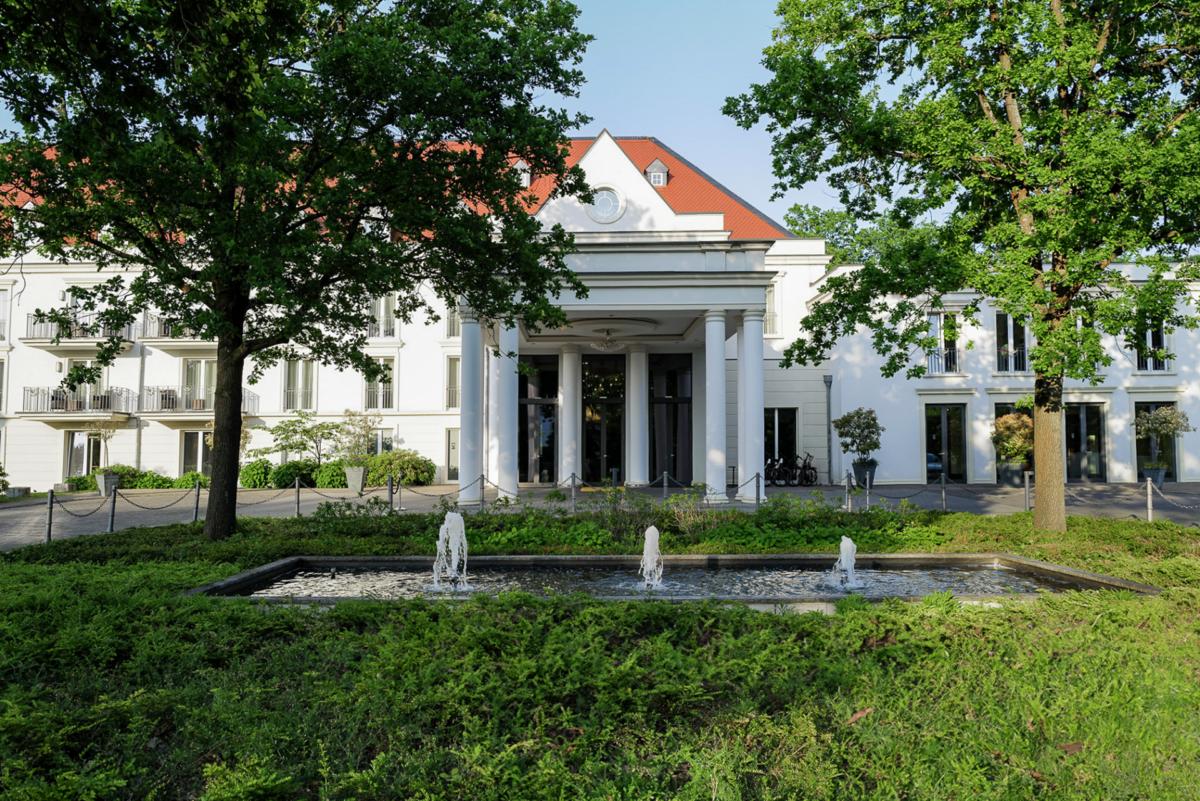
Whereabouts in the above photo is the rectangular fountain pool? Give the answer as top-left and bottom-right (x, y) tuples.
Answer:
(187, 554), (1161, 604)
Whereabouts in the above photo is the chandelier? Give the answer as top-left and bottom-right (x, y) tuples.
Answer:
(590, 329), (625, 352)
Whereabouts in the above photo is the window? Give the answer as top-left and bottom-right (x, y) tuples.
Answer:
(66, 431), (102, 478)
(446, 306), (461, 338)
(644, 158), (668, 187)
(0, 287), (8, 340)
(284, 359), (314, 410)
(926, 313), (960, 373)
(764, 408), (798, 463)
(514, 160), (531, 188)
(0, 360), (4, 411)
(182, 431), (213, 476)
(764, 283), (779, 335)
(366, 357), (394, 409)
(368, 295), (395, 338)
(1135, 401), (1178, 481)
(996, 312), (1030, 372)
(184, 359), (216, 410)
(370, 429), (394, 456)
(649, 171), (665, 186)
(447, 356), (461, 408)
(1133, 325), (1169, 371)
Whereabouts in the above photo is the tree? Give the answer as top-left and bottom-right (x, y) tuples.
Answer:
(0, 0), (592, 539)
(332, 409), (383, 466)
(254, 411), (342, 466)
(786, 204), (936, 271)
(726, 0), (1200, 530)
(83, 419), (121, 469)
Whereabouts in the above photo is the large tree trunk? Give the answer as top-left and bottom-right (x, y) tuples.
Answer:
(1032, 370), (1066, 532)
(203, 337), (246, 540)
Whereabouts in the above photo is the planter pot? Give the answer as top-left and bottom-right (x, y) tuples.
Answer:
(1143, 467), (1167, 489)
(5, 487), (31, 499)
(97, 474), (120, 497)
(53, 483), (77, 493)
(997, 462), (1026, 488)
(344, 466), (367, 494)
(852, 463), (878, 489)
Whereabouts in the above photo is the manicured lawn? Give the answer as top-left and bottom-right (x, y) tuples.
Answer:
(2, 503), (1198, 799)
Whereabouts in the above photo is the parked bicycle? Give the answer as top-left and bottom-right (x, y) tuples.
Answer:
(765, 453), (819, 487)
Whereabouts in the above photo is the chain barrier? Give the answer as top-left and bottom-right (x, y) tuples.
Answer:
(52, 494), (109, 518)
(235, 487), (293, 507)
(399, 476), (480, 499)
(115, 489), (194, 511)
(869, 487), (931, 501)
(482, 477), (520, 500)
(1151, 483), (1200, 510)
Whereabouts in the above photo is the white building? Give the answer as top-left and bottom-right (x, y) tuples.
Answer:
(0, 132), (835, 496)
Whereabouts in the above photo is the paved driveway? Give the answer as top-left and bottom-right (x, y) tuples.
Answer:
(2, 481), (1198, 553)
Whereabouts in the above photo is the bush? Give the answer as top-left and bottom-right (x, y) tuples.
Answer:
(132, 471), (175, 489)
(0, 462), (8, 492)
(270, 459), (317, 489)
(173, 471), (210, 489)
(992, 413), (1034, 463)
(314, 460), (350, 489)
(239, 458), (272, 489)
(365, 449), (436, 487)
(72, 473), (98, 492)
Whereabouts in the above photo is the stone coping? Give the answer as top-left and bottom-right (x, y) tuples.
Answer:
(186, 552), (1162, 604)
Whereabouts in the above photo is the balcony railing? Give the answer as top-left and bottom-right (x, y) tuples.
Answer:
(763, 310), (778, 336)
(142, 386), (260, 415)
(996, 347), (1028, 373)
(23, 386), (137, 414)
(141, 312), (204, 340)
(283, 388), (314, 411)
(1137, 352), (1170, 372)
(926, 347), (961, 374)
(446, 312), (461, 338)
(447, 386), (460, 409)
(365, 385), (393, 409)
(367, 318), (396, 338)
(26, 312), (134, 341)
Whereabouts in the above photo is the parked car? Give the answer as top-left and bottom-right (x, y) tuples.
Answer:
(926, 453), (944, 483)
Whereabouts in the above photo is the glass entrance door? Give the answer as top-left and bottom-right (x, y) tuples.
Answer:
(1066, 404), (1106, 482)
(519, 356), (558, 484)
(925, 404), (967, 483)
(1134, 402), (1177, 482)
(649, 354), (692, 485)
(765, 408), (799, 463)
(446, 428), (459, 481)
(66, 431), (101, 478)
(583, 354), (625, 484)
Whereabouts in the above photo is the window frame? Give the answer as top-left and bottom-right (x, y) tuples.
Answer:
(365, 356), (395, 410)
(925, 312), (962, 375)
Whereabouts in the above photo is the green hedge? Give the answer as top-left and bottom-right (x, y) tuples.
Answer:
(173, 470), (210, 489)
(238, 458), (272, 489)
(69, 464), (179, 492)
(314, 460), (350, 489)
(270, 459), (317, 489)
(365, 448), (436, 486)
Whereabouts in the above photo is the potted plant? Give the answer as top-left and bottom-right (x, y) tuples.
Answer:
(991, 413), (1033, 487)
(1133, 406), (1194, 488)
(831, 407), (885, 488)
(334, 409), (382, 494)
(96, 468), (120, 497)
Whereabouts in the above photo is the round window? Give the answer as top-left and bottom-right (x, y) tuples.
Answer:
(585, 186), (626, 223)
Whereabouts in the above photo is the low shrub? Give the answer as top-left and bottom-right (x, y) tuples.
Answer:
(0, 462), (8, 492)
(239, 458), (272, 489)
(270, 459), (317, 489)
(365, 449), (436, 487)
(132, 471), (175, 490)
(173, 471), (210, 489)
(314, 460), (350, 489)
(72, 473), (98, 492)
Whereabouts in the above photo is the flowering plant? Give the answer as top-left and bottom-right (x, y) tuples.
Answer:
(991, 414), (1033, 463)
(1133, 407), (1194, 468)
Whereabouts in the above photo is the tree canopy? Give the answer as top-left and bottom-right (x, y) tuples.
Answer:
(726, 0), (1200, 530)
(0, 0), (593, 538)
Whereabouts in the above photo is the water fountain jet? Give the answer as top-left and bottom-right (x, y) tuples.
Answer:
(829, 535), (865, 590)
(432, 512), (471, 591)
(639, 526), (664, 590)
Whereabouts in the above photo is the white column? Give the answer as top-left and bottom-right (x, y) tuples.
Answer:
(486, 335), (500, 481)
(458, 308), (483, 505)
(704, 310), (728, 503)
(742, 309), (766, 502)
(735, 316), (750, 502)
(627, 344), (649, 486)
(497, 324), (519, 499)
(560, 344), (581, 484)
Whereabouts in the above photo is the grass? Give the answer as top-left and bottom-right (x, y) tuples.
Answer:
(1, 505), (1198, 799)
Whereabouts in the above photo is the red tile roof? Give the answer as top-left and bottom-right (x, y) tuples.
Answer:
(532, 135), (793, 241)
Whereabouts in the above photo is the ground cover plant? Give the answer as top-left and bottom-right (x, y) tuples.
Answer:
(3, 501), (1198, 798)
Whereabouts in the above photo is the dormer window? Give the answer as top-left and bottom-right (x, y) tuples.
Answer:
(514, 160), (532, 188)
(645, 158), (668, 187)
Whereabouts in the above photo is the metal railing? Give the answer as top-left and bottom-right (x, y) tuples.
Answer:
(763, 310), (778, 336)
(142, 385), (260, 414)
(996, 347), (1028, 372)
(25, 312), (134, 341)
(367, 318), (396, 338)
(23, 386), (137, 413)
(283, 388), (313, 411)
(1136, 352), (1170, 372)
(446, 386), (460, 409)
(365, 385), (393, 410)
(446, 311), (461, 338)
(925, 347), (961, 374)
(141, 312), (204, 340)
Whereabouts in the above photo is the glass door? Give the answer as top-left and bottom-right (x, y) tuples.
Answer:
(582, 354), (625, 484)
(446, 428), (460, 481)
(66, 431), (101, 478)
(765, 408), (799, 463)
(182, 431), (214, 476)
(925, 404), (967, 483)
(1134, 402), (1173, 482)
(649, 354), (692, 485)
(1065, 404), (1105, 482)
(994, 403), (1034, 480)
(184, 359), (216, 410)
(519, 356), (558, 484)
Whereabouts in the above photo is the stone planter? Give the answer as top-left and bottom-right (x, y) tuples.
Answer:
(5, 487), (31, 499)
(97, 474), (120, 497)
(997, 462), (1025, 488)
(1143, 467), (1167, 489)
(344, 466), (367, 494)
(53, 483), (77, 493)
(852, 462), (878, 489)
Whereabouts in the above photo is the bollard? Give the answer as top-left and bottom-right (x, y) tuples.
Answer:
(662, 471), (669, 501)
(107, 487), (117, 533)
(570, 472), (577, 514)
(865, 472), (871, 510)
(479, 474), (486, 512)
(45, 489), (54, 544)
(844, 472), (851, 512)
(1024, 471), (1032, 513)
(295, 476), (301, 517)
(941, 472), (947, 512)
(192, 480), (201, 523)
(388, 474), (394, 509)
(1147, 476), (1153, 523)
(610, 467), (619, 488)
(755, 472), (761, 510)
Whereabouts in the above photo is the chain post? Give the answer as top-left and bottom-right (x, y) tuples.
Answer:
(1147, 476), (1153, 523)
(107, 487), (118, 533)
(844, 472), (851, 512)
(45, 489), (54, 544)
(388, 474), (394, 509)
(941, 472), (947, 512)
(755, 472), (761, 510)
(610, 467), (618, 488)
(295, 476), (301, 517)
(662, 471), (669, 501)
(192, 480), (201, 523)
(479, 474), (486, 512)
(1024, 471), (1031, 513)
(865, 473), (871, 510)
(571, 472), (577, 514)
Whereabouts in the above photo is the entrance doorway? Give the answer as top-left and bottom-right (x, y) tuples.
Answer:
(65, 431), (102, 479)
(1065, 404), (1106, 482)
(1134, 401), (1177, 482)
(583, 354), (624, 484)
(925, 404), (967, 483)
(519, 356), (558, 484)
(765, 408), (799, 463)
(446, 428), (459, 482)
(649, 354), (692, 485)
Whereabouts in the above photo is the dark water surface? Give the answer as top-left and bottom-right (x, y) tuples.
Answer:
(242, 564), (1089, 599)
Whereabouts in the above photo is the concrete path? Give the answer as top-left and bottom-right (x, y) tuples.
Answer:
(2, 481), (1198, 554)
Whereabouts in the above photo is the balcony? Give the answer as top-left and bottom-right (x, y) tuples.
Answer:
(20, 312), (135, 356)
(20, 386), (136, 426)
(996, 347), (1029, 373)
(367, 318), (396, 339)
(365, 385), (394, 410)
(925, 347), (961, 375)
(139, 312), (216, 356)
(446, 386), (460, 409)
(139, 385), (260, 425)
(283, 388), (314, 411)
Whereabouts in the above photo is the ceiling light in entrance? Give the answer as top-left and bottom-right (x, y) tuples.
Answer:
(590, 329), (625, 352)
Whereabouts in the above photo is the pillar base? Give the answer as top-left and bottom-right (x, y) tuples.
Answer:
(735, 493), (760, 505)
(625, 481), (649, 488)
(705, 493), (730, 505)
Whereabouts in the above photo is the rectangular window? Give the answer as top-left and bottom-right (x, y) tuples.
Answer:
(0, 287), (8, 340)
(926, 314), (960, 373)
(446, 428), (460, 481)
(284, 359), (314, 410)
(447, 356), (461, 408)
(650, 172), (665, 186)
(66, 431), (102, 478)
(446, 306), (461, 338)
(182, 431), (213, 476)
(996, 312), (1030, 372)
(368, 295), (395, 338)
(1134, 326), (1169, 371)
(366, 357), (394, 409)
(371, 429), (394, 456)
(184, 359), (217, 410)
(0, 360), (4, 411)
(764, 284), (778, 335)
(1135, 401), (1177, 481)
